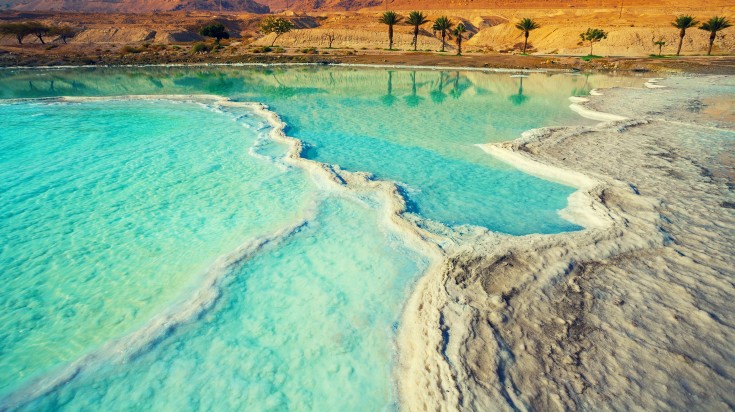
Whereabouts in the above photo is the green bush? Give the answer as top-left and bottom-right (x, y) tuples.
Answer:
(252, 46), (273, 53)
(580, 54), (603, 61)
(192, 42), (212, 53)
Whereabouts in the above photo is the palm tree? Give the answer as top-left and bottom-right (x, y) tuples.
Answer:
(379, 11), (402, 50)
(453, 23), (466, 55)
(699, 16), (732, 56)
(515, 18), (540, 54)
(406, 11), (429, 51)
(432, 16), (452, 52)
(671, 15), (699, 56)
(653, 39), (666, 56)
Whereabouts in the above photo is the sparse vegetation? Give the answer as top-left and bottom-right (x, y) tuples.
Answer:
(121, 45), (144, 54)
(672, 15), (699, 56)
(50, 25), (78, 44)
(432, 16), (453, 52)
(580, 54), (603, 61)
(515, 18), (540, 54)
(579, 28), (608, 56)
(199, 23), (229, 44)
(406, 11), (429, 51)
(322, 32), (335, 48)
(0, 22), (33, 44)
(260, 17), (294, 47)
(26, 22), (50, 44)
(379, 11), (402, 50)
(191, 42), (212, 53)
(453, 23), (466, 56)
(653, 39), (666, 56)
(699, 16), (732, 55)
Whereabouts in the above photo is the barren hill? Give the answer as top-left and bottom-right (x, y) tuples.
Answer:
(259, 0), (733, 12)
(0, 0), (270, 13)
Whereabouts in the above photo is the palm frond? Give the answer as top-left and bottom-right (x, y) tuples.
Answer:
(379, 11), (402, 25)
(515, 18), (540, 32)
(672, 15), (698, 29)
(406, 11), (429, 26)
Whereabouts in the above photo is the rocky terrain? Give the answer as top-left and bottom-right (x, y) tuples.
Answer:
(0, 0), (270, 13)
(2, 0), (734, 58)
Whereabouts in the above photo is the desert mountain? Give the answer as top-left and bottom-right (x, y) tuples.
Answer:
(257, 0), (733, 12)
(1, 0), (732, 13)
(0, 0), (270, 13)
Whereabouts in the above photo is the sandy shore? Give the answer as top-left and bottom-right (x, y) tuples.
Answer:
(2, 43), (735, 75)
(396, 74), (735, 410)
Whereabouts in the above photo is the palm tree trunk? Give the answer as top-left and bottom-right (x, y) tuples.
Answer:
(708, 32), (715, 55)
(590, 42), (593, 56)
(389, 25), (393, 50)
(677, 29), (685, 56)
(457, 37), (462, 55)
(441, 30), (446, 52)
(413, 26), (418, 51)
(523, 31), (529, 53)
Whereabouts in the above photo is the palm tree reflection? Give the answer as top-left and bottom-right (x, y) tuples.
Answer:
(404, 71), (423, 107)
(508, 77), (529, 106)
(381, 70), (398, 106)
(430, 72), (448, 104)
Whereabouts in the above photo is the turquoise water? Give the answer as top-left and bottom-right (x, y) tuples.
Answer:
(0, 67), (639, 410)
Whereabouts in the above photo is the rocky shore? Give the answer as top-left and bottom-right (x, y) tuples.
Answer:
(397, 74), (735, 410)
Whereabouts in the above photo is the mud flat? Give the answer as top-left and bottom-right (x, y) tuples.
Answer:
(397, 75), (735, 410)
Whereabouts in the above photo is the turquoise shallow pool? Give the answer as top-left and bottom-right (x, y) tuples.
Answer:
(0, 67), (639, 410)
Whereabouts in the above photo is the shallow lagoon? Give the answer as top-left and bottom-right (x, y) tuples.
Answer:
(0, 67), (640, 410)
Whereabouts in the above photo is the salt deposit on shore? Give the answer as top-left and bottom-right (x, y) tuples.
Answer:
(397, 75), (735, 410)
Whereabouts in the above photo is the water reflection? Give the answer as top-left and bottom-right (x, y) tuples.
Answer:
(0, 66), (640, 108)
(380, 70), (397, 107)
(404, 71), (424, 108)
(449, 71), (470, 100)
(508, 77), (529, 106)
(0, 66), (643, 234)
(430, 72), (448, 104)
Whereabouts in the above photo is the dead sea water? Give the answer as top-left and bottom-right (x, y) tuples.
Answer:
(0, 67), (641, 410)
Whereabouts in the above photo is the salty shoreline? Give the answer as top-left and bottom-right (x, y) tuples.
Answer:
(1, 72), (733, 410)
(396, 74), (735, 410)
(0, 93), (447, 409)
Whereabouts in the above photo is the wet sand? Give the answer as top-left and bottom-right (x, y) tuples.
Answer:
(397, 75), (735, 410)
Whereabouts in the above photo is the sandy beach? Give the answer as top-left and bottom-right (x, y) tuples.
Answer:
(397, 74), (735, 410)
